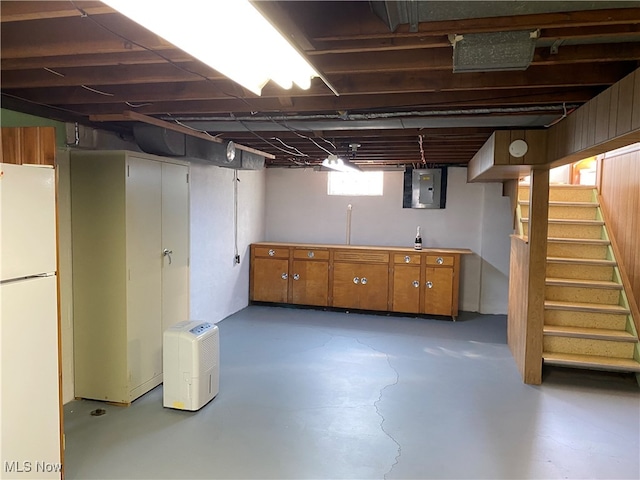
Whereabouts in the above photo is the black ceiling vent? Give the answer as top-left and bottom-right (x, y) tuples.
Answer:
(132, 124), (264, 170)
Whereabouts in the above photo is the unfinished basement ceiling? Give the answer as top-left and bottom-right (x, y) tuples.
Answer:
(2, 1), (640, 168)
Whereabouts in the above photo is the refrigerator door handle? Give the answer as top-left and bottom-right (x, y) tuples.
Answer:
(0, 272), (55, 285)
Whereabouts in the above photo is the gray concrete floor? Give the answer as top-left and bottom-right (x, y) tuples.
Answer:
(64, 306), (640, 479)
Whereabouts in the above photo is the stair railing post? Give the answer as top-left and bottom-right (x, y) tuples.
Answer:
(524, 166), (550, 384)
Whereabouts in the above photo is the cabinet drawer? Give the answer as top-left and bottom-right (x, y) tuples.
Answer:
(394, 253), (421, 265)
(334, 250), (389, 263)
(426, 255), (454, 266)
(253, 246), (289, 258)
(293, 248), (329, 261)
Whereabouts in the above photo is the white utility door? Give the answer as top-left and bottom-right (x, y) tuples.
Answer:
(126, 156), (162, 392)
(161, 162), (190, 333)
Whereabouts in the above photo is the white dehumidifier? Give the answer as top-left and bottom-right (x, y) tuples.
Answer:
(163, 321), (219, 411)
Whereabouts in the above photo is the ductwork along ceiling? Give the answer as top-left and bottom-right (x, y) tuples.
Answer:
(2, 1), (640, 168)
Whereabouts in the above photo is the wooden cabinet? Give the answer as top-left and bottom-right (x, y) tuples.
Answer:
(251, 245), (290, 303)
(71, 150), (190, 404)
(391, 253), (460, 318)
(333, 250), (389, 311)
(392, 253), (422, 314)
(291, 247), (329, 306)
(250, 242), (470, 320)
(424, 255), (455, 317)
(250, 245), (329, 306)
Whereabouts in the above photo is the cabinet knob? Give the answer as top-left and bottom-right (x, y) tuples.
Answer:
(353, 277), (360, 284)
(404, 255), (411, 263)
(426, 281), (433, 289)
(436, 257), (444, 265)
(361, 277), (368, 285)
(413, 280), (419, 288)
(307, 251), (315, 258)
(281, 273), (288, 280)
(268, 249), (276, 256)
(293, 273), (300, 280)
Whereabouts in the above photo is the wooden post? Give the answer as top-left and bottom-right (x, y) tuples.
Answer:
(524, 166), (550, 384)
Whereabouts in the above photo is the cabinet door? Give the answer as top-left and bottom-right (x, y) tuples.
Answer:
(126, 157), (163, 391)
(358, 263), (389, 311)
(332, 262), (361, 308)
(424, 267), (453, 316)
(333, 262), (388, 310)
(161, 162), (190, 332)
(252, 258), (289, 303)
(392, 265), (421, 313)
(291, 260), (329, 306)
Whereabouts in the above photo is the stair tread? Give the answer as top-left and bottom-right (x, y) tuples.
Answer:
(521, 218), (604, 225)
(519, 200), (599, 207)
(547, 256), (616, 265)
(543, 325), (637, 342)
(547, 237), (610, 245)
(519, 183), (595, 189)
(547, 256), (616, 266)
(546, 277), (623, 289)
(545, 300), (630, 314)
(542, 352), (640, 372)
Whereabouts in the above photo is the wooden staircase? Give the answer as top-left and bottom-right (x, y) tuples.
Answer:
(518, 184), (640, 380)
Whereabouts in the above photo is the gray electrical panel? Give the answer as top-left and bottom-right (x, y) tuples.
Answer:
(403, 168), (447, 209)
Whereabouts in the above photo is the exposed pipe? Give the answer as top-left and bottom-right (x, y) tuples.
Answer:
(65, 122), (80, 147)
(346, 204), (352, 245)
(165, 104), (579, 124)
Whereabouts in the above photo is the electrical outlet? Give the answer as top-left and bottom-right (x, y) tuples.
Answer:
(235, 255), (240, 264)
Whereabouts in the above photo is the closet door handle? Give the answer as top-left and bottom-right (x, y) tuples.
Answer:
(163, 249), (173, 264)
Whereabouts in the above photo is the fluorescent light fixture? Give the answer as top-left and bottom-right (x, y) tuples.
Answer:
(321, 154), (362, 173)
(102, 0), (319, 96)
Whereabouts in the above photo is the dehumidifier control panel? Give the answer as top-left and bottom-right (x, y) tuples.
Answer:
(189, 322), (213, 336)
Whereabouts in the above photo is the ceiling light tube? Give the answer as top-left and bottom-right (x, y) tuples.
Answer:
(322, 155), (362, 173)
(102, 0), (320, 96)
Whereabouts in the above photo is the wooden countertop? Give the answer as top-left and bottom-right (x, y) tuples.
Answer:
(252, 242), (473, 255)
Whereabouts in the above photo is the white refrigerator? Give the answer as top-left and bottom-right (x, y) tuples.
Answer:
(0, 163), (62, 479)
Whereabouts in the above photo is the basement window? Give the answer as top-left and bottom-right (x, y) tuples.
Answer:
(327, 171), (383, 196)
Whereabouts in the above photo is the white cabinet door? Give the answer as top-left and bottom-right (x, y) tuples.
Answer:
(126, 156), (162, 392)
(161, 162), (190, 332)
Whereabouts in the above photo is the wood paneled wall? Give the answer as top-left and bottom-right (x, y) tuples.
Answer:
(547, 69), (640, 165)
(508, 235), (530, 379)
(0, 126), (56, 165)
(599, 148), (640, 307)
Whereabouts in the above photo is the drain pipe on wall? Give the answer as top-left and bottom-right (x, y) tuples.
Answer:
(346, 204), (352, 245)
(233, 170), (240, 265)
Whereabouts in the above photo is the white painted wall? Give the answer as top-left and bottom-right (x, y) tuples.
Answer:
(189, 163), (266, 323)
(264, 167), (512, 314)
